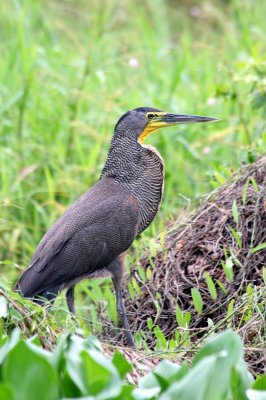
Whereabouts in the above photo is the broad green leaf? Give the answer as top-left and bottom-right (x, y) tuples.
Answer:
(231, 366), (253, 400)
(137, 371), (161, 399)
(65, 337), (89, 394)
(139, 370), (160, 390)
(221, 258), (234, 283)
(193, 331), (252, 400)
(137, 265), (147, 283)
(3, 341), (58, 400)
(146, 267), (152, 280)
(246, 283), (253, 295)
(204, 272), (217, 300)
(226, 299), (235, 329)
(175, 304), (185, 327)
(153, 326), (167, 348)
(115, 384), (134, 400)
(191, 288), (203, 315)
(83, 334), (103, 352)
(251, 243), (266, 254)
(59, 370), (82, 399)
(112, 351), (132, 378)
(169, 339), (177, 350)
(229, 247), (243, 267)
(232, 199), (239, 225)
(65, 334), (114, 395)
(128, 282), (135, 301)
(252, 375), (266, 390)
(184, 311), (191, 326)
(133, 386), (161, 400)
(160, 354), (229, 400)
(147, 318), (153, 331)
(0, 384), (15, 400)
(228, 225), (242, 248)
(0, 330), (20, 364)
(153, 361), (187, 389)
(215, 279), (228, 294)
(131, 277), (142, 296)
(193, 330), (241, 365)
(81, 349), (117, 395)
(25, 339), (54, 363)
(193, 331), (253, 397)
(50, 333), (69, 368)
(250, 177), (259, 193)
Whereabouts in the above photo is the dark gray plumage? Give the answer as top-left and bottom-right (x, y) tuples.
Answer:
(15, 107), (216, 346)
(18, 180), (140, 298)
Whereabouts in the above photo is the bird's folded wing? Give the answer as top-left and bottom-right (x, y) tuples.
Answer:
(15, 191), (140, 297)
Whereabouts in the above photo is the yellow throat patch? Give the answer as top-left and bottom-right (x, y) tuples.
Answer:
(138, 112), (167, 144)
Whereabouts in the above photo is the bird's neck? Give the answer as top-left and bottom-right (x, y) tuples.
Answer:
(101, 134), (140, 181)
(101, 134), (164, 233)
(101, 134), (164, 183)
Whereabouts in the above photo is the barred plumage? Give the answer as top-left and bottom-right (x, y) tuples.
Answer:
(15, 106), (216, 346)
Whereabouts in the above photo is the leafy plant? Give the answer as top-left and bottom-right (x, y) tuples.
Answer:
(0, 329), (265, 400)
(0, 0), (266, 394)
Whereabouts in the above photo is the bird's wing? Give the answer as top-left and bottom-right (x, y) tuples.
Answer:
(16, 182), (140, 297)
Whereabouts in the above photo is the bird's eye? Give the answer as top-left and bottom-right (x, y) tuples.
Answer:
(147, 113), (155, 120)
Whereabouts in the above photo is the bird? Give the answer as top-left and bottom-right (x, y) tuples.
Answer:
(15, 107), (216, 346)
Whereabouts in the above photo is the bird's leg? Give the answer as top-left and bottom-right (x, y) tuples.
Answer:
(66, 285), (79, 327)
(109, 256), (135, 347)
(66, 285), (76, 314)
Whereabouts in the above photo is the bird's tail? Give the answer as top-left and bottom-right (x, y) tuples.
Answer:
(15, 267), (62, 305)
(14, 265), (39, 298)
(15, 283), (62, 308)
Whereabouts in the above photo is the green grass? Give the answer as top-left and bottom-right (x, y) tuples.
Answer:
(0, 0), (266, 351)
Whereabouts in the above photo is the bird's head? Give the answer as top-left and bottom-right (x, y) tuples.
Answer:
(115, 107), (217, 144)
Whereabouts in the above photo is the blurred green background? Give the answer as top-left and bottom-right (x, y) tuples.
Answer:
(0, 0), (265, 298)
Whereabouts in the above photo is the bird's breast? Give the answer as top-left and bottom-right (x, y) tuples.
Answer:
(102, 139), (165, 234)
(132, 144), (165, 234)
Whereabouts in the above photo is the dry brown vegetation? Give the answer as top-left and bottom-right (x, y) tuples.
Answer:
(117, 154), (266, 375)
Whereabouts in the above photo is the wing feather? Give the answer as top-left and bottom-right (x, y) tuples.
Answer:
(15, 180), (140, 297)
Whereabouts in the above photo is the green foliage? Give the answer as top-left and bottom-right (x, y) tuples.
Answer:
(204, 272), (218, 300)
(3, 341), (58, 400)
(0, 329), (264, 400)
(191, 288), (203, 315)
(0, 0), (265, 389)
(221, 257), (234, 283)
(251, 243), (266, 254)
(1, 0), (266, 268)
(228, 225), (242, 248)
(232, 199), (239, 226)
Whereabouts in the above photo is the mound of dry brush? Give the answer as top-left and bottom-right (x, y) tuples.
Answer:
(119, 154), (265, 375)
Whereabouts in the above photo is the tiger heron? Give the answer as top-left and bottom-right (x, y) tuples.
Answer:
(15, 107), (216, 346)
